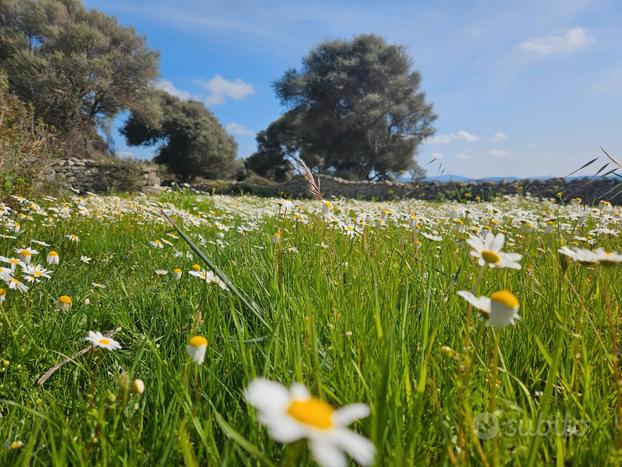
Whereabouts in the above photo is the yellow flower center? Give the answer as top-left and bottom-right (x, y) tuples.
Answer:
(174, 268), (182, 273)
(49, 251), (58, 257)
(481, 250), (501, 264)
(0, 288), (6, 296)
(287, 397), (335, 430)
(33, 271), (43, 277)
(9, 258), (20, 264)
(491, 290), (519, 309)
(189, 335), (208, 347)
(191, 264), (201, 271)
(99, 338), (110, 346)
(19, 250), (31, 257)
(58, 295), (72, 304)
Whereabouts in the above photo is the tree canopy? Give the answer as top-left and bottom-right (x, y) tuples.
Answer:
(244, 115), (297, 182)
(0, 0), (159, 157)
(122, 91), (239, 181)
(248, 34), (436, 181)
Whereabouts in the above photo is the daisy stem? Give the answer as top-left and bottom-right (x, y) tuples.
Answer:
(603, 270), (622, 447)
(194, 364), (200, 405)
(90, 351), (100, 407)
(0, 304), (19, 349)
(458, 267), (484, 462)
(489, 329), (501, 466)
(274, 242), (280, 288)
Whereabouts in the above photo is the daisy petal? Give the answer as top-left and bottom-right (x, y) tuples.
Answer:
(290, 383), (310, 400)
(332, 428), (376, 466)
(245, 378), (290, 413)
(310, 439), (347, 467)
(332, 403), (370, 426)
(265, 417), (306, 443)
(492, 233), (505, 251)
(457, 291), (491, 312)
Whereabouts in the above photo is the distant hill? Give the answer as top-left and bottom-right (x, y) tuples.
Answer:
(413, 174), (618, 184)
(423, 174), (473, 182)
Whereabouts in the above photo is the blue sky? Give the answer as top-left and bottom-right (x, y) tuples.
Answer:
(84, 0), (622, 178)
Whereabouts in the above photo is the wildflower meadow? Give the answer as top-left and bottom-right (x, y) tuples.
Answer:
(1, 191), (621, 466)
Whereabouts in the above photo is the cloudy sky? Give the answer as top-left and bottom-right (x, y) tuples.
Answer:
(84, 0), (622, 178)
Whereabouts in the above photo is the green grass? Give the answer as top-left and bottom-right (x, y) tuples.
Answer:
(0, 191), (621, 465)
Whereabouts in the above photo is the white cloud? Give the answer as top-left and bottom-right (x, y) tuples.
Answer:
(427, 134), (452, 144)
(454, 153), (472, 161)
(154, 79), (193, 100)
(454, 130), (479, 142)
(519, 27), (593, 55)
(226, 122), (255, 137)
(491, 132), (507, 142)
(431, 152), (444, 160)
(488, 149), (511, 158)
(427, 131), (479, 144)
(197, 75), (254, 105)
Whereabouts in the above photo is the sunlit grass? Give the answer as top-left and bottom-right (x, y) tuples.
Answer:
(0, 191), (621, 465)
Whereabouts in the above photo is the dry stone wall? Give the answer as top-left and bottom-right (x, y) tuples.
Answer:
(47, 158), (622, 205)
(193, 174), (622, 205)
(46, 158), (160, 193)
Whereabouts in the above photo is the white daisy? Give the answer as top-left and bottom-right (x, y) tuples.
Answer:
(14, 247), (38, 264)
(85, 331), (121, 351)
(559, 246), (622, 266)
(591, 248), (622, 265)
(0, 256), (25, 271)
(149, 240), (164, 249)
(245, 378), (375, 467)
(186, 335), (208, 364)
(6, 277), (28, 293)
(457, 290), (521, 329)
(56, 295), (73, 311)
(22, 264), (52, 283)
(467, 233), (522, 269)
(558, 246), (597, 264)
(0, 267), (13, 282)
(421, 232), (442, 242)
(46, 251), (60, 265)
(189, 270), (229, 290)
(80, 256), (92, 264)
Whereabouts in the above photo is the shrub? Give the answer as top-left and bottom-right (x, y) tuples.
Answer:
(242, 173), (278, 186)
(0, 71), (62, 198)
(97, 158), (148, 193)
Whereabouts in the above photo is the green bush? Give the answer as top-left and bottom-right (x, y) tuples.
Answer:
(0, 71), (62, 198)
(97, 158), (147, 193)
